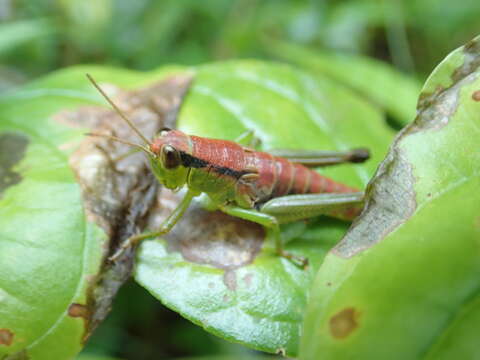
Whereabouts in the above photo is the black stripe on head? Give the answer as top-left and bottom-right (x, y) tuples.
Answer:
(180, 152), (248, 179)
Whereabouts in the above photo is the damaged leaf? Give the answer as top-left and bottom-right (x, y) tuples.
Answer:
(0, 133), (29, 198)
(301, 35), (480, 359)
(134, 60), (394, 356)
(1, 60), (393, 358)
(0, 65), (187, 359)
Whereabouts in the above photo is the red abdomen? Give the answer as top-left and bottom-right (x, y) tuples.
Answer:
(244, 151), (361, 220)
(244, 150), (358, 199)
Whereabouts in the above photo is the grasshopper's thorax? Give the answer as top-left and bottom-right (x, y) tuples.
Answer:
(148, 129), (240, 204)
(148, 129), (192, 190)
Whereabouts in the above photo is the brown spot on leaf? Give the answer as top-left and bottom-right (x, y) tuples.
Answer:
(329, 307), (360, 339)
(223, 270), (237, 291)
(67, 303), (93, 344)
(416, 38), (480, 133)
(153, 189), (264, 292)
(223, 294), (230, 303)
(472, 90), (480, 101)
(0, 329), (14, 346)
(475, 216), (480, 229)
(0, 133), (29, 199)
(326, 282), (332, 287)
(333, 153), (417, 258)
(166, 200), (264, 270)
(243, 273), (253, 288)
(68, 303), (90, 319)
(2, 350), (29, 360)
(452, 39), (480, 84)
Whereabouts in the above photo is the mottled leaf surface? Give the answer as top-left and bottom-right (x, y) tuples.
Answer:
(0, 65), (183, 359)
(134, 61), (394, 356)
(300, 36), (480, 360)
(0, 60), (393, 358)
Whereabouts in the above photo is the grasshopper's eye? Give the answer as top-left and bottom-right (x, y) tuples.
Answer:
(161, 145), (181, 169)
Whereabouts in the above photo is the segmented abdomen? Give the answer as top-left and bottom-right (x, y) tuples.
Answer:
(243, 150), (358, 199)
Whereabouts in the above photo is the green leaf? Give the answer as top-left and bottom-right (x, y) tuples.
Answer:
(0, 65), (182, 359)
(0, 19), (53, 54)
(300, 35), (480, 359)
(134, 60), (394, 356)
(0, 60), (393, 358)
(266, 41), (422, 127)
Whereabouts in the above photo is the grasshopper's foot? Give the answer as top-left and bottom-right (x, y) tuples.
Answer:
(108, 237), (136, 262)
(108, 232), (154, 262)
(278, 250), (309, 269)
(108, 230), (169, 262)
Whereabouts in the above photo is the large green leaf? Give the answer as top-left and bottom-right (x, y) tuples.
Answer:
(300, 36), (480, 359)
(0, 65), (183, 359)
(266, 41), (422, 127)
(134, 60), (394, 356)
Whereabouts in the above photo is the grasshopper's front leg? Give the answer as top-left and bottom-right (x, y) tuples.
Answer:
(109, 189), (197, 261)
(219, 192), (364, 268)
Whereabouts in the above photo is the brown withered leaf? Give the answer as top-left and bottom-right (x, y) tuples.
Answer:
(59, 74), (193, 339)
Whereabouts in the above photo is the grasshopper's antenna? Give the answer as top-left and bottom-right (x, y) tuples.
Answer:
(86, 132), (154, 156)
(86, 74), (151, 146)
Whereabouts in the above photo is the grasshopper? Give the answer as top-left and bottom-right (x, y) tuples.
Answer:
(87, 74), (368, 268)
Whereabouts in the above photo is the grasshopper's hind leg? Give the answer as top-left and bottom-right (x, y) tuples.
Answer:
(220, 192), (364, 268)
(218, 205), (309, 268)
(259, 192), (364, 223)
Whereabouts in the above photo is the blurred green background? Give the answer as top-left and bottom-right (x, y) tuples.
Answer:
(1, 0), (479, 359)
(2, 0), (480, 92)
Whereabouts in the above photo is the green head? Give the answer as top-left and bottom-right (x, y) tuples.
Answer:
(147, 129), (191, 190)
